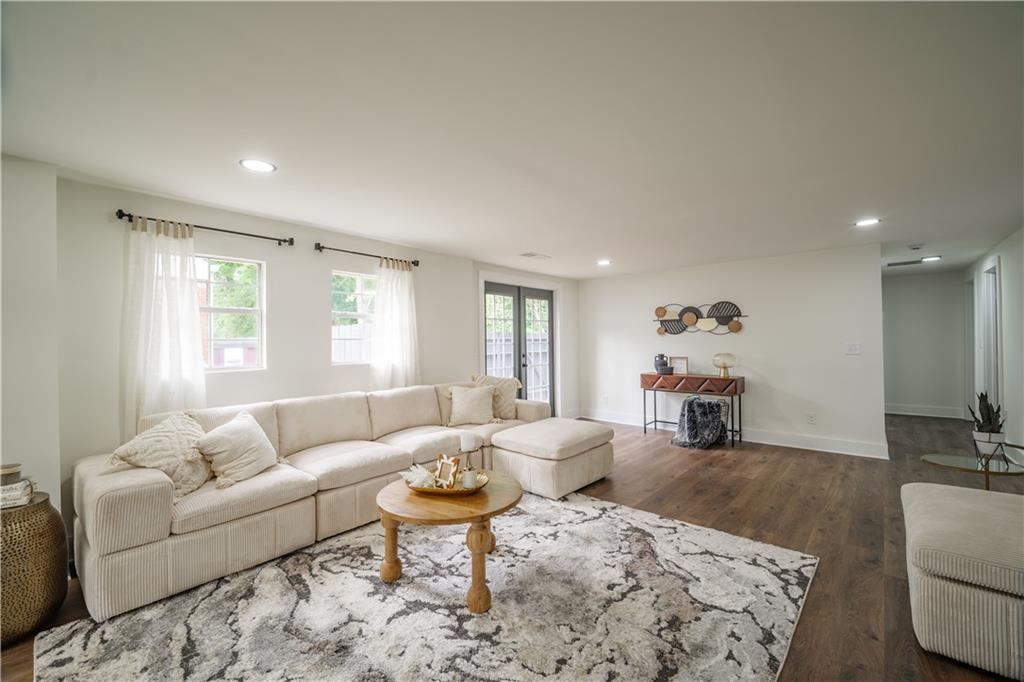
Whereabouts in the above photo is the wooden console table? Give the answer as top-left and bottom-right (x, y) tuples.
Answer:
(640, 373), (745, 446)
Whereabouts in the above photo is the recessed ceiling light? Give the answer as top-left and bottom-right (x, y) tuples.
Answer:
(596, 259), (612, 266)
(239, 159), (276, 173)
(921, 255), (942, 262)
(855, 217), (881, 228)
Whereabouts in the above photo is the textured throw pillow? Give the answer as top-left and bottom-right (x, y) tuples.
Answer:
(111, 413), (210, 498)
(448, 385), (496, 426)
(471, 373), (522, 420)
(195, 411), (278, 489)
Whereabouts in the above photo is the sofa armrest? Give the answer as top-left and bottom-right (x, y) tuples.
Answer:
(73, 455), (173, 556)
(515, 399), (551, 423)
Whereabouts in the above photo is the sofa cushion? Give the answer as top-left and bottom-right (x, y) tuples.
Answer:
(276, 392), (372, 456)
(460, 420), (525, 446)
(376, 425), (465, 464)
(491, 418), (614, 461)
(111, 413), (211, 499)
(287, 441), (412, 490)
(171, 464), (316, 535)
(435, 381), (474, 426)
(154, 402), (280, 455)
(196, 412), (279, 488)
(472, 374), (522, 420)
(448, 385), (495, 426)
(367, 386), (442, 439)
(901, 483), (1024, 597)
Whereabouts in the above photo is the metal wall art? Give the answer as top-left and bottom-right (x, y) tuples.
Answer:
(653, 301), (745, 335)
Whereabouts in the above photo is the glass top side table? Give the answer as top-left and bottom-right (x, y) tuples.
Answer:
(922, 444), (1024, 490)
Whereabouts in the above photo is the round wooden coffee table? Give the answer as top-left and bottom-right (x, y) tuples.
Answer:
(376, 470), (522, 613)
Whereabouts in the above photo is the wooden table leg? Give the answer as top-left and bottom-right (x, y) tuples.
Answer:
(380, 514), (402, 583)
(465, 521), (492, 613)
(485, 519), (496, 553)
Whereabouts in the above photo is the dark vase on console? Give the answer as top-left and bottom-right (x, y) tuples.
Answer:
(654, 354), (672, 375)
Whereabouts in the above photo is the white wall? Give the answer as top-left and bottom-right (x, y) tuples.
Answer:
(882, 271), (965, 418)
(1, 156), (62, 511)
(964, 228), (1023, 445)
(56, 177), (579, 521)
(578, 244), (889, 458)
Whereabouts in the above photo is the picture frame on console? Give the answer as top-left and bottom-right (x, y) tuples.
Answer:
(669, 356), (689, 374)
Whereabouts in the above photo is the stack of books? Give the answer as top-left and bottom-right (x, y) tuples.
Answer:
(1, 462), (34, 509)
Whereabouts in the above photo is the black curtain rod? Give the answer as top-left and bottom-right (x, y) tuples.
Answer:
(115, 209), (295, 246)
(314, 242), (420, 267)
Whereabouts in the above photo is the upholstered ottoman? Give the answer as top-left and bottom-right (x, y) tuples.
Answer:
(490, 418), (613, 498)
(901, 483), (1024, 680)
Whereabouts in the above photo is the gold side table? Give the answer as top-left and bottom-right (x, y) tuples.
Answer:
(1, 493), (68, 644)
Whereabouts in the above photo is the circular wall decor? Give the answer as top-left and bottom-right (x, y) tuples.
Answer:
(708, 300), (741, 325)
(652, 302), (746, 334)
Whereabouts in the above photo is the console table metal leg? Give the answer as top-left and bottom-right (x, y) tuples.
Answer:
(738, 394), (743, 442)
(729, 395), (735, 446)
(653, 390), (657, 431)
(643, 389), (647, 434)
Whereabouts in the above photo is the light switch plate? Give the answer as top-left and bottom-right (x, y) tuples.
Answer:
(845, 343), (862, 356)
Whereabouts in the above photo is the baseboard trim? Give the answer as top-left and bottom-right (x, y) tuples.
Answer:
(581, 409), (890, 460)
(885, 404), (965, 420)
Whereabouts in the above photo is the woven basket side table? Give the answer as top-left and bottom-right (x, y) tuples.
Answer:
(1, 492), (68, 644)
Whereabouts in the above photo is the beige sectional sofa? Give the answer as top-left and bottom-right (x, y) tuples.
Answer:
(901, 482), (1024, 680)
(73, 382), (609, 622)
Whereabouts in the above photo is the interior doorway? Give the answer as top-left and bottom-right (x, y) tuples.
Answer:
(978, 263), (1002, 406)
(964, 279), (975, 413)
(483, 282), (555, 413)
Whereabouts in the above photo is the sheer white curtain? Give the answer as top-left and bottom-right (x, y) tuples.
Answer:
(121, 216), (206, 440)
(371, 257), (420, 389)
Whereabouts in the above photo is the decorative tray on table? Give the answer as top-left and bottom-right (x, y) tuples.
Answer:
(407, 472), (490, 496)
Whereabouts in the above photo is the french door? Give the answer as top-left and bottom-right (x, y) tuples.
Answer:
(483, 282), (555, 414)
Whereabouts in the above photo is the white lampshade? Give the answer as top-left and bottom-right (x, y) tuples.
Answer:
(713, 353), (737, 369)
(713, 353), (737, 378)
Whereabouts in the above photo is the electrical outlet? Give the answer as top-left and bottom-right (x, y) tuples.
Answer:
(845, 342), (862, 356)
(601, 395), (609, 406)
(806, 413), (817, 426)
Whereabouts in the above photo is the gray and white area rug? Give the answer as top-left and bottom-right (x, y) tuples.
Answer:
(36, 494), (817, 681)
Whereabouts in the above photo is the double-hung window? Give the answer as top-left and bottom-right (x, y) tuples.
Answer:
(331, 271), (376, 364)
(196, 255), (265, 370)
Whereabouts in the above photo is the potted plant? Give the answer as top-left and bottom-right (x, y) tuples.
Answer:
(968, 392), (1005, 457)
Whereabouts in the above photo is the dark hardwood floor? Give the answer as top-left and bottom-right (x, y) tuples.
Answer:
(581, 414), (1019, 681)
(2, 415), (1017, 681)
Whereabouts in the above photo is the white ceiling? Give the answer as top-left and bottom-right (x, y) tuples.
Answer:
(3, 3), (1021, 279)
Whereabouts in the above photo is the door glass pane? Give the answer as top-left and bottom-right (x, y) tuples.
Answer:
(485, 292), (516, 378)
(524, 297), (551, 403)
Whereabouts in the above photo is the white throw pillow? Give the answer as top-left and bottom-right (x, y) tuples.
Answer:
(471, 374), (522, 420)
(195, 411), (278, 489)
(448, 385), (496, 426)
(111, 413), (210, 498)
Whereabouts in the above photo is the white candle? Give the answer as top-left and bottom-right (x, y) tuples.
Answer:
(460, 432), (476, 453)
(462, 469), (477, 489)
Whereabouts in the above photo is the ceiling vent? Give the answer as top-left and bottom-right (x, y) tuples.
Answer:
(519, 252), (552, 260)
